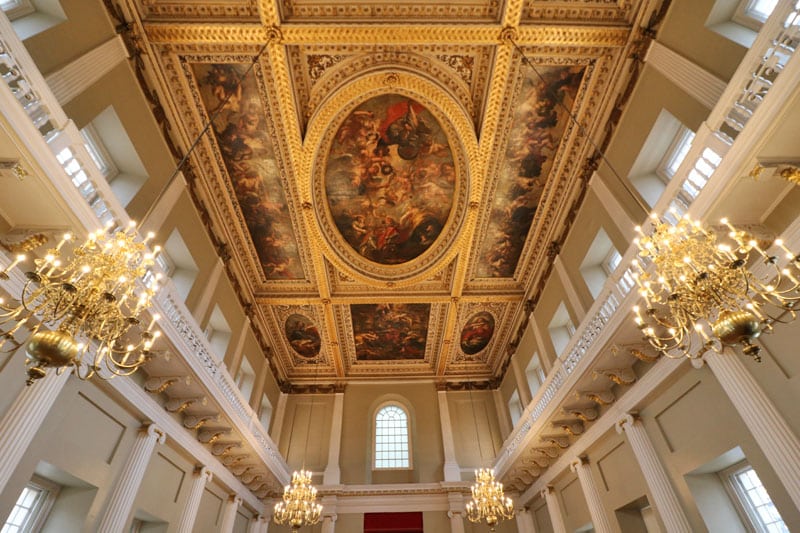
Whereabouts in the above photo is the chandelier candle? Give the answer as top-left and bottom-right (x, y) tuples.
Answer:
(0, 220), (162, 384)
(631, 213), (800, 361)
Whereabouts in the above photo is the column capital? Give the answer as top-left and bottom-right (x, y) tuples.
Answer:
(323, 513), (338, 523)
(144, 423), (167, 444)
(195, 465), (213, 483)
(568, 456), (588, 472)
(447, 510), (463, 519)
(615, 412), (638, 434)
(229, 494), (242, 506)
(540, 485), (555, 498)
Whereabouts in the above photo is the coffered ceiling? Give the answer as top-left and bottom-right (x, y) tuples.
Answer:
(111, 0), (666, 388)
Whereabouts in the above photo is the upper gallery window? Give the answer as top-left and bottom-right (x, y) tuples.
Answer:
(374, 404), (411, 469)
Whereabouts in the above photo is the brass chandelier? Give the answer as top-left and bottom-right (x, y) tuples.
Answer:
(632, 213), (800, 361)
(0, 222), (162, 384)
(273, 469), (323, 531)
(466, 467), (514, 531)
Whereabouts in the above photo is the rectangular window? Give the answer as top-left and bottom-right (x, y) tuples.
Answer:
(2, 478), (58, 533)
(723, 462), (789, 533)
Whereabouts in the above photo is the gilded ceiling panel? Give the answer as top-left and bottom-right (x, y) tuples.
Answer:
(191, 62), (306, 280)
(134, 0), (260, 20)
(286, 45), (493, 134)
(522, 0), (632, 24)
(474, 65), (585, 279)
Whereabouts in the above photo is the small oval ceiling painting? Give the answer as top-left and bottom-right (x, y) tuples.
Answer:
(460, 311), (495, 356)
(325, 95), (456, 265)
(284, 314), (321, 358)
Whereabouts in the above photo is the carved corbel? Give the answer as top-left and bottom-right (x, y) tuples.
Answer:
(230, 465), (254, 477)
(533, 447), (560, 459)
(540, 435), (570, 449)
(211, 441), (242, 456)
(198, 428), (231, 444)
(222, 454), (249, 466)
(564, 406), (598, 422)
(144, 375), (188, 394)
(242, 472), (263, 485)
(576, 389), (616, 406)
(183, 414), (217, 430)
(165, 396), (206, 413)
(594, 367), (637, 385)
(524, 456), (549, 468)
(553, 420), (584, 436)
(629, 347), (659, 363)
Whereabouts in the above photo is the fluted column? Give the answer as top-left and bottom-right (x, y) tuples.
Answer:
(703, 350), (800, 509)
(176, 466), (213, 533)
(515, 507), (538, 533)
(0, 369), (70, 493)
(541, 486), (567, 533)
(321, 513), (337, 533)
(96, 424), (166, 532)
(570, 458), (616, 533)
(616, 413), (692, 532)
(219, 495), (242, 533)
(438, 391), (461, 481)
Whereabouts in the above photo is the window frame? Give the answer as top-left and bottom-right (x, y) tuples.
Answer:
(720, 461), (789, 533)
(3, 476), (59, 533)
(372, 402), (412, 471)
(656, 127), (696, 182)
(0, 0), (35, 21)
(732, 0), (778, 30)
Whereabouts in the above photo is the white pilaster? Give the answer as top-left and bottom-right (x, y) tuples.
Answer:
(493, 389), (513, 438)
(227, 317), (252, 381)
(176, 466), (213, 533)
(96, 424), (166, 532)
(324, 392), (344, 485)
(704, 350), (800, 510)
(554, 256), (587, 316)
(616, 413), (692, 532)
(448, 492), (466, 533)
(193, 259), (224, 324)
(569, 458), (616, 533)
(515, 506), (538, 533)
(270, 391), (288, 445)
(219, 495), (242, 533)
(645, 40), (727, 110)
(588, 171), (638, 242)
(511, 355), (533, 408)
(438, 390), (462, 481)
(321, 513), (337, 533)
(541, 486), (567, 533)
(44, 35), (129, 105)
(0, 369), (70, 493)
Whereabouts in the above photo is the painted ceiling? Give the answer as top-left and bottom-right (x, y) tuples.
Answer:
(117, 0), (663, 388)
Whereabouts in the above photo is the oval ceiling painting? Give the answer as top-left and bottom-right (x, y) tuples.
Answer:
(284, 314), (322, 358)
(460, 311), (495, 356)
(325, 95), (456, 265)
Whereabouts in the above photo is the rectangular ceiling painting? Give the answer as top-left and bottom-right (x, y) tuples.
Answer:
(351, 303), (430, 361)
(475, 66), (585, 278)
(192, 63), (305, 280)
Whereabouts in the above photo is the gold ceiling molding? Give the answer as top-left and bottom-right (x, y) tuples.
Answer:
(143, 22), (630, 48)
(136, 0), (260, 19)
(279, 0), (500, 20)
(501, 0), (525, 27)
(257, 0), (280, 26)
(302, 70), (477, 287)
(254, 293), (523, 306)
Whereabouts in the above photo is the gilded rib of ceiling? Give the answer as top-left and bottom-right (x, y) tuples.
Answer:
(120, 0), (663, 388)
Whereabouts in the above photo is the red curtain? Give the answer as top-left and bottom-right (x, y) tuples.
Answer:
(364, 512), (424, 533)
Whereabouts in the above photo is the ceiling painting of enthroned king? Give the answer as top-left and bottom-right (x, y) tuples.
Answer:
(133, 0), (659, 386)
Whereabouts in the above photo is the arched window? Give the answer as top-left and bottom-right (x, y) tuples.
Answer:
(374, 404), (411, 469)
